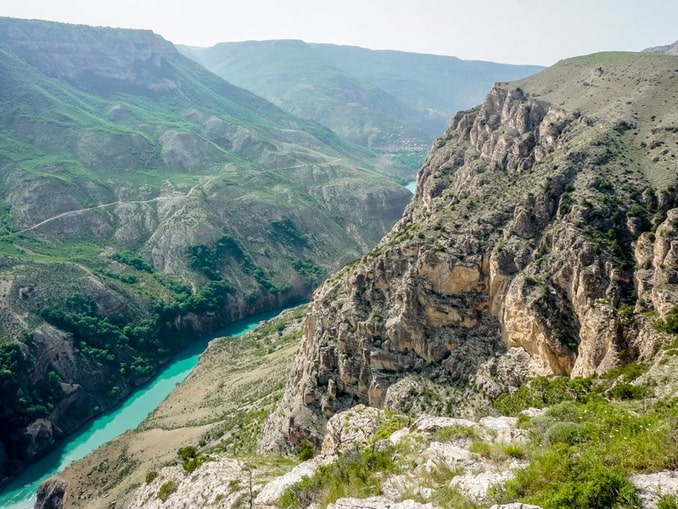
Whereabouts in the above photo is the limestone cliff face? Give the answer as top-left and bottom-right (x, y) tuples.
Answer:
(263, 53), (678, 450)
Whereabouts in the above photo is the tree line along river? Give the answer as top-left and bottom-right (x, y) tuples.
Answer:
(0, 308), (282, 509)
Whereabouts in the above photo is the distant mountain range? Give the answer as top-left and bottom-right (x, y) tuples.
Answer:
(180, 40), (543, 156)
(644, 39), (678, 55)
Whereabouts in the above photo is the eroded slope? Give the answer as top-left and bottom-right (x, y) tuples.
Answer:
(263, 52), (678, 450)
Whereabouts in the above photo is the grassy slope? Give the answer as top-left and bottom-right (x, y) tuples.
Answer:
(512, 52), (678, 187)
(180, 40), (543, 156)
(0, 18), (413, 481)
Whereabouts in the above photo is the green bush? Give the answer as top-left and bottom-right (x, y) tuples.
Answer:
(658, 495), (678, 509)
(493, 397), (678, 508)
(372, 410), (409, 442)
(297, 439), (315, 461)
(177, 445), (209, 472)
(608, 382), (647, 400)
(177, 446), (197, 461)
(145, 471), (158, 483)
(496, 444), (639, 509)
(112, 251), (154, 273)
(655, 306), (678, 334)
(278, 445), (396, 508)
(157, 480), (178, 501)
(494, 376), (594, 416)
(503, 443), (527, 459)
(469, 440), (492, 458)
(543, 421), (585, 446)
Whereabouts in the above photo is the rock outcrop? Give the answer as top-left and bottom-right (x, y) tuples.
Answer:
(644, 40), (678, 56)
(263, 52), (678, 451)
(632, 471), (678, 509)
(34, 478), (67, 509)
(126, 406), (534, 509)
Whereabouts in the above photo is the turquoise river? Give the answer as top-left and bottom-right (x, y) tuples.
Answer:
(0, 308), (282, 509)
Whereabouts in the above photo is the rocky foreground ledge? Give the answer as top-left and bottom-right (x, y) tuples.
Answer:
(121, 405), (677, 509)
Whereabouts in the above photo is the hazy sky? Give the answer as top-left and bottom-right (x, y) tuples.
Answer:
(2, 0), (676, 66)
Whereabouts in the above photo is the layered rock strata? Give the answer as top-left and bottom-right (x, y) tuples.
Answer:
(263, 53), (678, 450)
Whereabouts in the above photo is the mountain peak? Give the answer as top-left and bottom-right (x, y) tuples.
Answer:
(0, 17), (180, 97)
(643, 39), (678, 55)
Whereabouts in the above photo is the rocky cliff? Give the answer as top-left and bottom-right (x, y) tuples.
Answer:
(262, 51), (678, 451)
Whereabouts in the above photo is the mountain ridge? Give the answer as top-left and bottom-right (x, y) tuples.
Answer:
(263, 50), (678, 451)
(179, 40), (543, 156)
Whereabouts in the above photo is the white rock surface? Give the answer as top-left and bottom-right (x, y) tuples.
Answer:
(254, 454), (337, 506)
(128, 459), (244, 509)
(479, 416), (528, 443)
(631, 470), (678, 509)
(420, 441), (473, 473)
(388, 427), (412, 445)
(322, 405), (383, 455)
(450, 470), (515, 502)
(519, 407), (546, 418)
(411, 415), (478, 433)
(327, 496), (433, 508)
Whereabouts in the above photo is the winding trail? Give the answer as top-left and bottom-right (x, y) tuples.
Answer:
(15, 157), (345, 234)
(16, 176), (214, 234)
(17, 196), (170, 234)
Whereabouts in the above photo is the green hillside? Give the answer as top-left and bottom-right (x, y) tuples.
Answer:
(180, 40), (543, 163)
(0, 17), (412, 482)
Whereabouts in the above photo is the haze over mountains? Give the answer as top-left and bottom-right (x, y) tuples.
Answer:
(180, 41), (543, 157)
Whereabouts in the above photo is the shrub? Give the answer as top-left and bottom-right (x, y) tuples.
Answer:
(658, 495), (678, 509)
(469, 440), (492, 458)
(297, 439), (315, 461)
(543, 421), (585, 446)
(145, 471), (158, 483)
(372, 410), (409, 442)
(157, 480), (178, 501)
(503, 443), (527, 459)
(177, 446), (197, 461)
(435, 424), (479, 442)
(177, 445), (209, 472)
(497, 444), (639, 509)
(431, 485), (481, 508)
(494, 376), (594, 416)
(655, 306), (678, 334)
(278, 445), (396, 508)
(607, 382), (647, 400)
(493, 397), (678, 508)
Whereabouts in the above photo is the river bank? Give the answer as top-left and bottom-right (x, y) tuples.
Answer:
(32, 305), (306, 509)
(0, 307), (286, 509)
